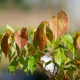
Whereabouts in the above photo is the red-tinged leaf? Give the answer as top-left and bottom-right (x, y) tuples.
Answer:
(49, 10), (69, 41)
(1, 33), (10, 57)
(73, 32), (80, 50)
(14, 28), (28, 50)
(77, 36), (80, 49)
(36, 22), (47, 51)
(49, 16), (57, 40)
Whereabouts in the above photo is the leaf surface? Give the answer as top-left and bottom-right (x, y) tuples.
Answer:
(61, 34), (75, 57)
(46, 24), (53, 42)
(73, 32), (80, 50)
(49, 10), (69, 41)
(14, 28), (28, 50)
(54, 49), (67, 66)
(1, 33), (10, 57)
(36, 22), (47, 51)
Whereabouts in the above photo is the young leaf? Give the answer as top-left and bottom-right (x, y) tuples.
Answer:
(46, 24), (53, 43)
(36, 22), (47, 51)
(6, 24), (15, 33)
(1, 33), (10, 57)
(0, 33), (3, 43)
(33, 31), (38, 49)
(8, 47), (16, 62)
(54, 49), (67, 66)
(28, 56), (36, 73)
(49, 10), (69, 41)
(14, 28), (28, 50)
(9, 60), (18, 73)
(27, 43), (37, 55)
(0, 49), (2, 63)
(61, 34), (75, 57)
(64, 66), (76, 71)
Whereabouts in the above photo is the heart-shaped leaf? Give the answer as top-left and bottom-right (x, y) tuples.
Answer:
(14, 28), (28, 50)
(1, 33), (10, 57)
(36, 22), (47, 51)
(49, 10), (69, 41)
(54, 48), (67, 66)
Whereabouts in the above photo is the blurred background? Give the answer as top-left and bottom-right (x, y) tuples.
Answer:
(0, 0), (80, 80)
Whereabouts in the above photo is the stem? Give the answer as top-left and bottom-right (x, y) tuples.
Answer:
(37, 62), (57, 80)
(62, 69), (71, 80)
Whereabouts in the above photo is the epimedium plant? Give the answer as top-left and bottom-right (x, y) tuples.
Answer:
(0, 10), (80, 80)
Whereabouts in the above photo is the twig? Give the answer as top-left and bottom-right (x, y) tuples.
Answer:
(62, 69), (71, 80)
(37, 62), (57, 80)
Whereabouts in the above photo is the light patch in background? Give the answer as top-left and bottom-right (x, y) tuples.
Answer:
(41, 55), (57, 74)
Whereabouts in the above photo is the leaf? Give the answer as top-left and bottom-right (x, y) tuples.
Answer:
(18, 56), (29, 75)
(33, 31), (38, 49)
(36, 22), (47, 51)
(64, 66), (76, 71)
(0, 33), (3, 42)
(61, 34), (75, 57)
(74, 34), (80, 49)
(54, 49), (67, 66)
(27, 43), (37, 56)
(9, 60), (18, 73)
(28, 56), (36, 73)
(49, 10), (69, 41)
(1, 33), (10, 57)
(8, 47), (16, 62)
(73, 32), (80, 50)
(6, 24), (15, 33)
(0, 49), (2, 63)
(46, 24), (53, 42)
(14, 27), (28, 50)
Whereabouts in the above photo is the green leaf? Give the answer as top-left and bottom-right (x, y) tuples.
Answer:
(58, 44), (68, 51)
(64, 66), (76, 71)
(52, 34), (55, 50)
(46, 24), (53, 43)
(9, 60), (18, 73)
(6, 24), (15, 33)
(8, 47), (16, 62)
(44, 44), (49, 53)
(73, 31), (80, 39)
(52, 35), (61, 51)
(54, 49), (67, 66)
(0, 33), (3, 43)
(18, 56), (29, 75)
(65, 61), (75, 65)
(61, 34), (75, 58)
(28, 56), (36, 73)
(18, 56), (28, 68)
(0, 49), (2, 63)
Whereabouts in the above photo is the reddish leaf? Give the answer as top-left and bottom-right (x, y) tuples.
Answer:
(1, 33), (10, 57)
(77, 36), (80, 49)
(14, 28), (28, 50)
(49, 10), (69, 41)
(73, 32), (80, 50)
(36, 22), (47, 51)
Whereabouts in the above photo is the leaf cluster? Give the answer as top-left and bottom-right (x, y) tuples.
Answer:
(0, 10), (80, 80)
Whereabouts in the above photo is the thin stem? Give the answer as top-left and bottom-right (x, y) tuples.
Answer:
(62, 69), (71, 80)
(37, 62), (57, 80)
